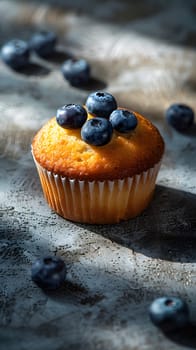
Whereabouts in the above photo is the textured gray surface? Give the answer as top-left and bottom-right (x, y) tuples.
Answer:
(0, 1), (196, 349)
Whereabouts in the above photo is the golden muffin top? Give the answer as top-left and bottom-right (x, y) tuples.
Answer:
(32, 106), (164, 181)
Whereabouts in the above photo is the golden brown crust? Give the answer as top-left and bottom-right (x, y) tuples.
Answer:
(32, 111), (164, 180)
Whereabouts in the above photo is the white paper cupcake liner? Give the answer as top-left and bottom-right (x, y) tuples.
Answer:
(32, 152), (162, 224)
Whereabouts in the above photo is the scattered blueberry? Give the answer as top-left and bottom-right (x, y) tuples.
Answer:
(61, 59), (90, 86)
(31, 256), (66, 290)
(81, 117), (113, 146)
(1, 39), (30, 69)
(109, 109), (138, 133)
(149, 296), (189, 332)
(85, 91), (117, 118)
(29, 30), (57, 57)
(166, 103), (194, 132)
(56, 104), (87, 129)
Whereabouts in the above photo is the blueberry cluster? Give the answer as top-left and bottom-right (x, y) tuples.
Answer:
(56, 91), (138, 146)
(0, 31), (91, 86)
(0, 31), (57, 70)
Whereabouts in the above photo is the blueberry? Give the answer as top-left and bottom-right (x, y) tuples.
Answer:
(56, 104), (87, 129)
(61, 59), (90, 86)
(149, 296), (189, 332)
(85, 91), (117, 118)
(81, 117), (113, 146)
(1, 39), (30, 69)
(31, 256), (66, 290)
(166, 103), (194, 132)
(109, 109), (138, 133)
(29, 30), (57, 57)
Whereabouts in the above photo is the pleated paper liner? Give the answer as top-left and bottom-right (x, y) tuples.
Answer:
(32, 152), (162, 224)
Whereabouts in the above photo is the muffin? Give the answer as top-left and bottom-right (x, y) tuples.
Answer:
(32, 91), (164, 224)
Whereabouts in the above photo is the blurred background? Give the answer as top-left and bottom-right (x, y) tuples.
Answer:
(0, 0), (195, 158)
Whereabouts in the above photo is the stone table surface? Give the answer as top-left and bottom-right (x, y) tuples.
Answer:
(0, 1), (196, 349)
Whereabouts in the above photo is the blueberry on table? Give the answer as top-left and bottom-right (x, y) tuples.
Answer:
(109, 109), (138, 133)
(61, 58), (90, 86)
(56, 104), (87, 129)
(1, 39), (30, 69)
(29, 30), (57, 57)
(149, 296), (189, 332)
(166, 103), (194, 132)
(85, 91), (117, 118)
(81, 117), (113, 146)
(31, 256), (66, 290)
